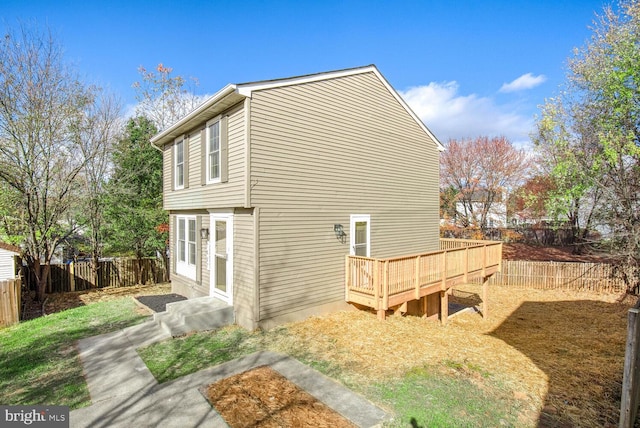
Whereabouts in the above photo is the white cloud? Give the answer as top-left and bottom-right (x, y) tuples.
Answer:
(399, 81), (534, 146)
(499, 73), (546, 93)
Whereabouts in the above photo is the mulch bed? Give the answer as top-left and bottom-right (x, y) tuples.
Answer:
(201, 366), (355, 428)
(134, 293), (187, 313)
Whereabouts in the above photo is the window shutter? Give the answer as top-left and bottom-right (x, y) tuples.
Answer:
(183, 135), (190, 189)
(196, 216), (202, 285)
(220, 115), (229, 183)
(200, 128), (207, 186)
(170, 144), (175, 191)
(171, 216), (177, 274)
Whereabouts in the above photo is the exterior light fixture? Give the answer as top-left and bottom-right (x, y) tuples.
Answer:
(334, 224), (346, 240)
(200, 228), (210, 240)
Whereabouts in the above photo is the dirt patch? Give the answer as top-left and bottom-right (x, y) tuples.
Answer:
(503, 243), (613, 263)
(201, 365), (355, 428)
(43, 283), (172, 315)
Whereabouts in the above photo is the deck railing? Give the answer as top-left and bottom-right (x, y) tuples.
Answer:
(345, 239), (502, 318)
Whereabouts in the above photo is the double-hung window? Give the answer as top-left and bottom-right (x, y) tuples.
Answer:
(174, 137), (185, 189)
(206, 119), (221, 183)
(176, 215), (196, 279)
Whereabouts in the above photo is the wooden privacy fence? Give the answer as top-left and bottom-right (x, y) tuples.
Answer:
(473, 260), (626, 293)
(23, 258), (169, 293)
(0, 278), (21, 328)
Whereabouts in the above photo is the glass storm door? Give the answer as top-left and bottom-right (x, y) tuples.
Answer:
(210, 214), (233, 304)
(350, 215), (370, 257)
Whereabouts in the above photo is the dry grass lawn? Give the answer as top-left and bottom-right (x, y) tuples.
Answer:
(261, 284), (634, 427)
(45, 282), (633, 426)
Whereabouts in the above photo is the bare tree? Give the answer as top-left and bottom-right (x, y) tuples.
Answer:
(441, 136), (531, 230)
(76, 92), (123, 286)
(132, 63), (204, 131)
(0, 24), (104, 301)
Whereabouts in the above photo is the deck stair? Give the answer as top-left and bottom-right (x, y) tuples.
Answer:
(153, 296), (233, 336)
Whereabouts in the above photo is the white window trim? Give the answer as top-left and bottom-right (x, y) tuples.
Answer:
(206, 117), (221, 184)
(350, 214), (371, 257)
(176, 215), (196, 279)
(174, 136), (185, 190)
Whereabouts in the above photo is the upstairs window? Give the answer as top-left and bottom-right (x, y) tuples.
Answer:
(207, 119), (221, 183)
(174, 138), (185, 189)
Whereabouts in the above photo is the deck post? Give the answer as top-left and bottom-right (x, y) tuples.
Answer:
(373, 260), (380, 309)
(441, 251), (447, 289)
(383, 260), (389, 311)
(482, 276), (489, 319)
(344, 256), (350, 302)
(440, 290), (448, 325)
(415, 256), (421, 300)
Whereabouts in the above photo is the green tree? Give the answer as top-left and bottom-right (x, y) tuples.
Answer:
(534, 0), (640, 288)
(103, 116), (168, 284)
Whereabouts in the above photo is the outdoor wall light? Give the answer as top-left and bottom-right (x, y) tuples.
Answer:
(200, 228), (210, 240)
(334, 224), (346, 240)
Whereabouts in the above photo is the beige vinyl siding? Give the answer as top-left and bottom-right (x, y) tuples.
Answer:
(232, 208), (256, 329)
(250, 71), (440, 320)
(164, 103), (246, 210)
(257, 210), (346, 320)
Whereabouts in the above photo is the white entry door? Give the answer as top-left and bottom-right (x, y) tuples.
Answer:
(210, 214), (233, 304)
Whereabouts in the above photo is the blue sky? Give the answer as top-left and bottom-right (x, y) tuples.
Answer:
(3, 0), (608, 146)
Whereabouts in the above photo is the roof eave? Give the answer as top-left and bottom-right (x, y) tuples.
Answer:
(150, 84), (242, 147)
(151, 65), (445, 152)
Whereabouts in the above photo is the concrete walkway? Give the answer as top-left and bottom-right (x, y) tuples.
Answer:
(70, 320), (387, 428)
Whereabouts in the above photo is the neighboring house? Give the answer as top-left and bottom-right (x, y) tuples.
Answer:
(0, 242), (20, 281)
(151, 65), (444, 330)
(454, 189), (507, 228)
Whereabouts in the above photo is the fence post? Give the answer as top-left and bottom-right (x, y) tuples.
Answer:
(0, 279), (21, 328)
(620, 306), (640, 428)
(482, 276), (489, 320)
(70, 262), (75, 292)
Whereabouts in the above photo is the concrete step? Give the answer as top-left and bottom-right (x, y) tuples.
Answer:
(166, 296), (229, 314)
(154, 311), (192, 337)
(153, 296), (234, 337)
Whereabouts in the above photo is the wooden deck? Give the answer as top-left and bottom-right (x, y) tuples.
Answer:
(345, 239), (502, 322)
